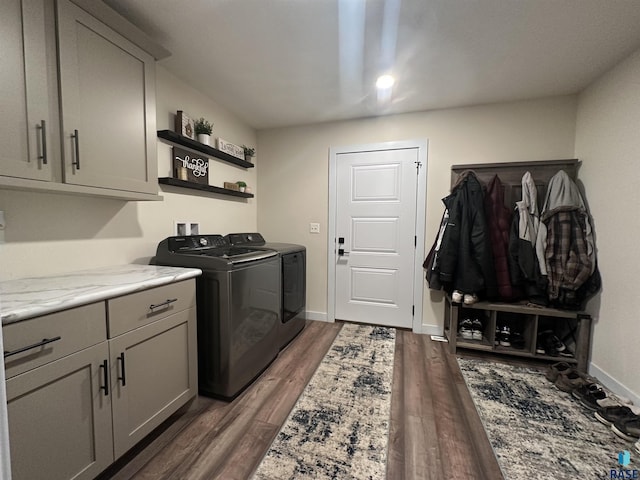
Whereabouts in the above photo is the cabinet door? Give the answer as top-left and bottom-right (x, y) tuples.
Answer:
(0, 0), (55, 181)
(109, 307), (197, 459)
(57, 0), (158, 194)
(6, 342), (114, 480)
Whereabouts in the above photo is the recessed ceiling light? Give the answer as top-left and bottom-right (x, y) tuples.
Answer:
(376, 74), (395, 89)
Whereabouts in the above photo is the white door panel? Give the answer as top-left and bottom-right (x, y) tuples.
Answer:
(352, 217), (399, 253)
(351, 164), (401, 200)
(334, 147), (418, 328)
(350, 268), (399, 305)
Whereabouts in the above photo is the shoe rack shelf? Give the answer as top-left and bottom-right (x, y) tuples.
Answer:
(443, 295), (593, 372)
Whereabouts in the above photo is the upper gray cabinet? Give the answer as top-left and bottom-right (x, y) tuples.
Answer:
(0, 0), (57, 182)
(57, 0), (157, 195)
(0, 0), (168, 201)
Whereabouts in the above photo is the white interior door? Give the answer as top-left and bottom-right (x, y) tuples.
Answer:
(333, 146), (420, 328)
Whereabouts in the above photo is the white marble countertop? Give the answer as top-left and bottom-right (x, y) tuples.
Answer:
(0, 265), (202, 325)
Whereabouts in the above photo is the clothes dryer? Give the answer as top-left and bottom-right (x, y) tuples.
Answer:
(225, 233), (306, 349)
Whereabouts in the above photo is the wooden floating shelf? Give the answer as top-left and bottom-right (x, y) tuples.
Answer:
(157, 130), (255, 169)
(158, 177), (254, 198)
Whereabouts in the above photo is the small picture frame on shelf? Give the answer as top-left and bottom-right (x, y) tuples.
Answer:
(175, 110), (195, 139)
(173, 147), (209, 185)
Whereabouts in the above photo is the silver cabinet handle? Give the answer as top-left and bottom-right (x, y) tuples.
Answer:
(3, 336), (62, 358)
(72, 129), (80, 169)
(37, 120), (47, 165)
(149, 298), (178, 311)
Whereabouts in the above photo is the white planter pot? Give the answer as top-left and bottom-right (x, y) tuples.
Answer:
(239, 186), (246, 193)
(197, 133), (211, 146)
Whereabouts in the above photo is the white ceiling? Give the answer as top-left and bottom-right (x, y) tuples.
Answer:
(104, 0), (640, 130)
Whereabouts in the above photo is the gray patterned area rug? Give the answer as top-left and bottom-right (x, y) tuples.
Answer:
(458, 358), (639, 479)
(252, 323), (396, 480)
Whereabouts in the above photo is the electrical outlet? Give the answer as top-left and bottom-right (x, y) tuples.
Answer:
(309, 222), (320, 234)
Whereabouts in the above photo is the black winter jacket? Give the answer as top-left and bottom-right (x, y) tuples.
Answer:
(426, 171), (497, 298)
(508, 208), (548, 305)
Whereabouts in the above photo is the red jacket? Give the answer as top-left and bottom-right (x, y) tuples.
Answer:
(484, 175), (520, 301)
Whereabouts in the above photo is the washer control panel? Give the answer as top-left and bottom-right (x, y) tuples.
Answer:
(168, 235), (227, 252)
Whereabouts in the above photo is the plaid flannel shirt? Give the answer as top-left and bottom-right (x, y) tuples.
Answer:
(545, 210), (593, 300)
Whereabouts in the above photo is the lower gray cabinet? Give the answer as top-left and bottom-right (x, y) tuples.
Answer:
(5, 342), (114, 480)
(106, 279), (198, 459)
(3, 279), (198, 479)
(109, 307), (197, 458)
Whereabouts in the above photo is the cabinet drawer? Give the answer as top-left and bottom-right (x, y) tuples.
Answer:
(107, 280), (196, 337)
(3, 302), (107, 379)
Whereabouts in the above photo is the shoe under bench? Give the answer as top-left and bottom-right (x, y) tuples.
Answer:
(443, 294), (592, 372)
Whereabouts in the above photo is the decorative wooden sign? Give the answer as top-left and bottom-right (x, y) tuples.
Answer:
(217, 138), (244, 160)
(173, 147), (209, 184)
(175, 110), (195, 139)
(224, 182), (240, 191)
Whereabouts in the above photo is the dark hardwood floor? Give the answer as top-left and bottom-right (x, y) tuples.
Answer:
(99, 320), (503, 480)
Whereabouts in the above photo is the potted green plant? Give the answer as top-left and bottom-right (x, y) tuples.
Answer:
(236, 181), (247, 193)
(242, 145), (255, 162)
(194, 117), (213, 145)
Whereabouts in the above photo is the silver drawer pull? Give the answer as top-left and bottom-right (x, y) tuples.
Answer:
(149, 298), (178, 311)
(3, 336), (62, 358)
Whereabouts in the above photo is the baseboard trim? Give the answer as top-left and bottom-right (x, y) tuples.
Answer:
(305, 311), (329, 322)
(304, 312), (442, 335)
(420, 324), (443, 336)
(589, 362), (640, 407)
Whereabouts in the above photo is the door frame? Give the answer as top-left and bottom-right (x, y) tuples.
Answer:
(327, 139), (428, 333)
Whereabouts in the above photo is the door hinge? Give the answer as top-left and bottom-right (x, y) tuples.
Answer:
(412, 305), (415, 316)
(415, 161), (422, 171)
(414, 235), (417, 247)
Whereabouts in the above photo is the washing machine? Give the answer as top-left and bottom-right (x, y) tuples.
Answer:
(153, 234), (281, 399)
